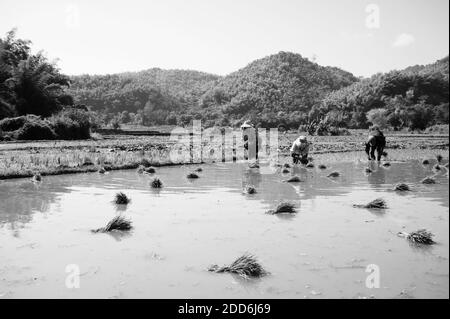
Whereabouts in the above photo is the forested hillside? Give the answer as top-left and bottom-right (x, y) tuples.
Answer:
(316, 57), (449, 130)
(69, 52), (359, 127)
(1, 29), (449, 136)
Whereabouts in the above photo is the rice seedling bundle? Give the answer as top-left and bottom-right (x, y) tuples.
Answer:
(244, 185), (257, 194)
(285, 176), (302, 183)
(187, 172), (199, 179)
(92, 215), (133, 233)
(399, 229), (435, 245)
(353, 198), (387, 209)
(32, 173), (42, 182)
(266, 202), (297, 215)
(421, 176), (436, 184)
(114, 192), (131, 205)
(208, 254), (268, 279)
(150, 177), (163, 188)
(327, 171), (340, 178)
(394, 183), (410, 191)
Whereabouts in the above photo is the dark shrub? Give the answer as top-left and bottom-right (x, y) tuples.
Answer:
(0, 115), (40, 132)
(49, 109), (91, 139)
(14, 120), (57, 140)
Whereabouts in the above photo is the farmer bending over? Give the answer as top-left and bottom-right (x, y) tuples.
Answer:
(290, 135), (310, 165)
(365, 126), (386, 161)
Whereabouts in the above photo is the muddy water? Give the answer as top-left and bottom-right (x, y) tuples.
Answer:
(0, 151), (448, 299)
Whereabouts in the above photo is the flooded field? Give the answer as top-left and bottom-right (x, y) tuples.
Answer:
(0, 150), (448, 299)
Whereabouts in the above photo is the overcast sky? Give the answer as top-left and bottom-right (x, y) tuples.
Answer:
(0, 0), (448, 77)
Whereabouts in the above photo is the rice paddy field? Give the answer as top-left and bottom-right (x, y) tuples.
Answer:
(0, 146), (448, 299)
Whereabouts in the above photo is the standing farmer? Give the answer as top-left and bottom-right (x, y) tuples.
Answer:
(365, 126), (386, 161)
(241, 121), (260, 161)
(290, 135), (310, 165)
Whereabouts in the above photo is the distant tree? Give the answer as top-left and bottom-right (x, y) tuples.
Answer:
(366, 108), (389, 129)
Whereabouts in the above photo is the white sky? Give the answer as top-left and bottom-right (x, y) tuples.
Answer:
(0, 0), (448, 77)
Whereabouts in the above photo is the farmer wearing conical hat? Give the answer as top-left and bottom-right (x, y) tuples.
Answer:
(365, 126), (386, 161)
(290, 135), (310, 165)
(241, 121), (260, 161)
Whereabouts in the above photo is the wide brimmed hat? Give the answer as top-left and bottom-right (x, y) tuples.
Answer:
(240, 121), (254, 129)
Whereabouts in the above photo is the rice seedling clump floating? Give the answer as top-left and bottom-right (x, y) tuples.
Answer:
(398, 229), (435, 245)
(114, 192), (131, 205)
(187, 172), (199, 179)
(208, 254), (268, 279)
(92, 215), (133, 233)
(195, 167), (203, 172)
(353, 198), (387, 209)
(318, 164), (327, 170)
(422, 159), (430, 165)
(266, 202), (297, 215)
(306, 163), (314, 168)
(395, 183), (410, 192)
(150, 177), (163, 188)
(421, 176), (436, 184)
(382, 162), (391, 167)
(327, 171), (340, 178)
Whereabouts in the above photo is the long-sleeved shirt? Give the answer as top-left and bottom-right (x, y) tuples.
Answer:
(290, 138), (310, 156)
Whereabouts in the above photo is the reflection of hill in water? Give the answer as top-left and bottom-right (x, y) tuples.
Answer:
(0, 159), (447, 232)
(0, 175), (89, 231)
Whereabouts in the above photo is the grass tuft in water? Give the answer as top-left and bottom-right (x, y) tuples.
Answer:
(421, 176), (436, 184)
(150, 177), (163, 188)
(93, 215), (133, 233)
(208, 254), (268, 279)
(114, 192), (131, 205)
(394, 183), (410, 191)
(327, 171), (340, 178)
(353, 198), (387, 209)
(399, 229), (435, 245)
(266, 202), (297, 215)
